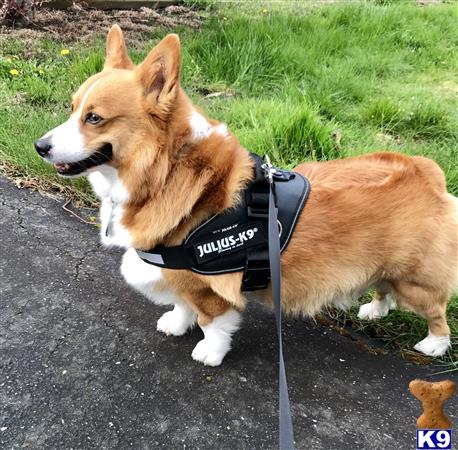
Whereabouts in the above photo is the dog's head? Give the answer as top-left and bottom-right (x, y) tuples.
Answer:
(35, 25), (182, 178)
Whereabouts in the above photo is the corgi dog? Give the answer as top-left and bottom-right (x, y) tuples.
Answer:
(35, 25), (458, 366)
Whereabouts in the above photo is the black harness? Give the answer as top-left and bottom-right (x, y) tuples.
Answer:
(136, 153), (310, 292)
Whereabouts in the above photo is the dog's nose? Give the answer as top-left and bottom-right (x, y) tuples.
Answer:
(34, 137), (52, 157)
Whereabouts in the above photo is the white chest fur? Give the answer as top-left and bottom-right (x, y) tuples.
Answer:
(87, 166), (133, 248)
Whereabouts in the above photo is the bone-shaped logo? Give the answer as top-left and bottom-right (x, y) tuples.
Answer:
(409, 379), (456, 429)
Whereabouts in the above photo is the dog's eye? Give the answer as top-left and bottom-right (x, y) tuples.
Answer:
(85, 112), (103, 125)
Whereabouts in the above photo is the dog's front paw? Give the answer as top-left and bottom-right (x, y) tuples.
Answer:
(157, 306), (196, 336)
(358, 301), (390, 320)
(157, 311), (188, 336)
(191, 339), (226, 366)
(191, 309), (240, 366)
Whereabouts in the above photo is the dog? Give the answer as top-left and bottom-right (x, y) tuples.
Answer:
(35, 25), (458, 366)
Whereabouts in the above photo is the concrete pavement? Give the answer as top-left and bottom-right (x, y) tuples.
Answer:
(0, 176), (456, 450)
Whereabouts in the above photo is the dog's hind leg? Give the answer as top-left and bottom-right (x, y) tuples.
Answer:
(393, 281), (451, 357)
(358, 290), (394, 320)
(120, 248), (197, 336)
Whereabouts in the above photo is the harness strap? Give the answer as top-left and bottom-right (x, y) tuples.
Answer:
(136, 244), (194, 269)
(242, 154), (271, 291)
(136, 153), (309, 282)
(266, 159), (295, 450)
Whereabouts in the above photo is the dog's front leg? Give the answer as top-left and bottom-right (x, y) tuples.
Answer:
(163, 272), (245, 366)
(120, 248), (197, 335)
(175, 288), (242, 367)
(156, 302), (197, 336)
(191, 307), (241, 366)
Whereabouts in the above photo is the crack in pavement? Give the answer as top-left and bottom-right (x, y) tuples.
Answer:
(72, 248), (99, 281)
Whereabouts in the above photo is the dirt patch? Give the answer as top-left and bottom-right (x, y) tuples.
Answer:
(0, 3), (205, 44)
(437, 80), (458, 97)
(375, 132), (403, 146)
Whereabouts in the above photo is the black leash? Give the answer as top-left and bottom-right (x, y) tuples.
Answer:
(263, 157), (295, 450)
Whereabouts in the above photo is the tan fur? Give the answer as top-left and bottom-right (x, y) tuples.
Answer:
(104, 24), (134, 70)
(67, 26), (458, 336)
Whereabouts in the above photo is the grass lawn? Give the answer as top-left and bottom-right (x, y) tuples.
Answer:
(0, 1), (457, 370)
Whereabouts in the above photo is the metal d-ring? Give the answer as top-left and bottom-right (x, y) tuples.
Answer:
(277, 219), (283, 238)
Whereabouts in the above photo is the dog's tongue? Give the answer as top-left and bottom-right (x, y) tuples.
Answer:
(54, 163), (69, 171)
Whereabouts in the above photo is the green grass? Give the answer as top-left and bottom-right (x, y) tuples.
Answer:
(0, 1), (457, 368)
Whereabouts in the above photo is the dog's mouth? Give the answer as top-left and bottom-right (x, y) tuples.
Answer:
(54, 144), (113, 176)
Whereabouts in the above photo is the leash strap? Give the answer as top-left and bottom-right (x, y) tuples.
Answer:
(265, 158), (295, 450)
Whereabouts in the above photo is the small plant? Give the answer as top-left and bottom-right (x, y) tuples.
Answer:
(273, 105), (338, 161)
(365, 98), (402, 131)
(365, 96), (455, 141)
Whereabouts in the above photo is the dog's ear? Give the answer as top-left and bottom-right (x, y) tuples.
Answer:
(104, 24), (134, 70)
(135, 34), (181, 115)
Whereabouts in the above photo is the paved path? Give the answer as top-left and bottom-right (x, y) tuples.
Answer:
(0, 176), (456, 450)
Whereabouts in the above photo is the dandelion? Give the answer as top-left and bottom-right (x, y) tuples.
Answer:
(60, 49), (70, 56)
(262, 8), (269, 14)
(222, 16), (228, 21)
(9, 69), (19, 76)
(38, 69), (45, 75)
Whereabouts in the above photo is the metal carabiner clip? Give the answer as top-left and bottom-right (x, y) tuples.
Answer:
(261, 155), (276, 184)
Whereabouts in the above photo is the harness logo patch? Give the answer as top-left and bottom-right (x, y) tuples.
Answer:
(194, 225), (263, 263)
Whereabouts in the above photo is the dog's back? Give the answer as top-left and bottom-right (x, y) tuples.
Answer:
(295, 151), (447, 194)
(280, 152), (457, 324)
